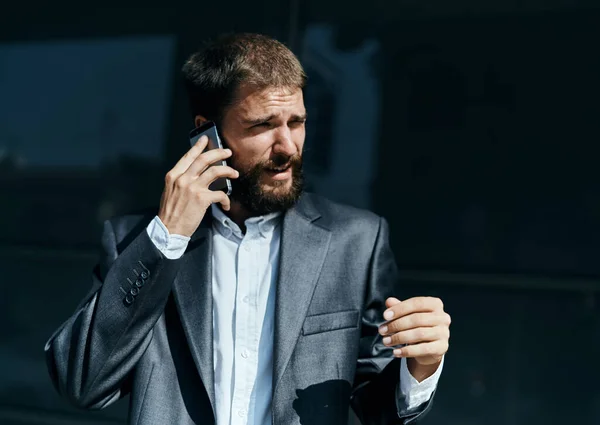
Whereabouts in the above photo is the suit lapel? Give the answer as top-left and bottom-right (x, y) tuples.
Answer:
(273, 196), (332, 390)
(172, 219), (216, 413)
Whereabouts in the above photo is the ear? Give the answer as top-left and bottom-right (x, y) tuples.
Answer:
(194, 115), (209, 128)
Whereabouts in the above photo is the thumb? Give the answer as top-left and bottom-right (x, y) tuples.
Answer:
(385, 297), (401, 308)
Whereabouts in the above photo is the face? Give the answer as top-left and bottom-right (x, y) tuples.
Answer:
(198, 84), (307, 215)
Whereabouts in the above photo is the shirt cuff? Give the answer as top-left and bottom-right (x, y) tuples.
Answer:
(397, 356), (444, 413)
(146, 216), (190, 260)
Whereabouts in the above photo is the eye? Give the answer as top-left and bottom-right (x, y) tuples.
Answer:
(253, 122), (271, 128)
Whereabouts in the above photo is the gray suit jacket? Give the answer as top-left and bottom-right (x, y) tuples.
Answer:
(45, 193), (435, 424)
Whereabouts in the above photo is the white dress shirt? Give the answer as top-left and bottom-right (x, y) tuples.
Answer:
(146, 205), (443, 425)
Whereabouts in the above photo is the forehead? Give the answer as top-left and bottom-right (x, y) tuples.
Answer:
(230, 85), (305, 119)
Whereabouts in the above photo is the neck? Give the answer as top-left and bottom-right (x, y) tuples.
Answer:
(225, 201), (252, 232)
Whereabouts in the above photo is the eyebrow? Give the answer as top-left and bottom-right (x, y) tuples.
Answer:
(293, 113), (308, 121)
(241, 113), (307, 126)
(241, 114), (276, 126)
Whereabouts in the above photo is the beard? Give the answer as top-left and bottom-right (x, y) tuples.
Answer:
(229, 153), (304, 216)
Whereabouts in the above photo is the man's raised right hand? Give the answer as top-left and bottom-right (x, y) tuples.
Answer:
(158, 135), (239, 237)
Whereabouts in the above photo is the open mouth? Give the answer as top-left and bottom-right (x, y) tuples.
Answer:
(266, 164), (291, 173)
(264, 164), (292, 180)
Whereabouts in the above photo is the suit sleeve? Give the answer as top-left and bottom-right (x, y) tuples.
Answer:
(350, 217), (436, 425)
(44, 219), (181, 409)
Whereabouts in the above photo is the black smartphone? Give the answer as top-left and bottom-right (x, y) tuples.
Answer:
(188, 121), (233, 196)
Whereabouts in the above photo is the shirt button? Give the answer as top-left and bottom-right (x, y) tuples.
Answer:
(241, 350), (249, 359)
(243, 244), (251, 252)
(238, 409), (247, 417)
(243, 296), (250, 304)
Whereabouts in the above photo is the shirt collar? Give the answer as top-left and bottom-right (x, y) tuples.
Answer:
(210, 204), (282, 239)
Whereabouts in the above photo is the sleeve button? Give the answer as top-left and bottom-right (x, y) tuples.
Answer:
(125, 294), (134, 305)
(140, 271), (149, 280)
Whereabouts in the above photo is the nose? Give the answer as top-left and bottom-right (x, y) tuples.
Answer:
(272, 127), (297, 157)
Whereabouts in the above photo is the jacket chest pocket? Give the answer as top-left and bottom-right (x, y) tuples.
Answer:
(302, 310), (360, 336)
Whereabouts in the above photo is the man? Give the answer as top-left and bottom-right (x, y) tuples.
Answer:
(45, 33), (451, 425)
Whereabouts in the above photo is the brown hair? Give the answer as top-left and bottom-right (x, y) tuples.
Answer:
(182, 33), (307, 124)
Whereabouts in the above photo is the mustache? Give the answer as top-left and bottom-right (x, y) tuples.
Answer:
(263, 154), (302, 169)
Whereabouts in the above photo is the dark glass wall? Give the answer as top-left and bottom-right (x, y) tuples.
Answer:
(1, 1), (599, 424)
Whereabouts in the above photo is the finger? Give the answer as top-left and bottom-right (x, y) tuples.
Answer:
(392, 340), (448, 359)
(379, 312), (450, 335)
(185, 148), (233, 178)
(167, 135), (210, 180)
(205, 190), (231, 211)
(383, 296), (444, 321)
(196, 165), (239, 187)
(381, 326), (448, 347)
(385, 297), (401, 309)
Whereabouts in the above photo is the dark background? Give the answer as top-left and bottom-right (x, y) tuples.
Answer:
(1, 1), (599, 424)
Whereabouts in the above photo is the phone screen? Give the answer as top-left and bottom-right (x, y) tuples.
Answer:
(188, 121), (232, 196)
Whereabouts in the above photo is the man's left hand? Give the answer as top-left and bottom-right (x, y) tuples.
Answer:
(378, 297), (451, 367)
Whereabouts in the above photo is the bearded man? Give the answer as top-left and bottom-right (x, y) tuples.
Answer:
(45, 33), (450, 425)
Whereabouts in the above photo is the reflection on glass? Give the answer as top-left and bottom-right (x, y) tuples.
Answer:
(0, 36), (175, 168)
